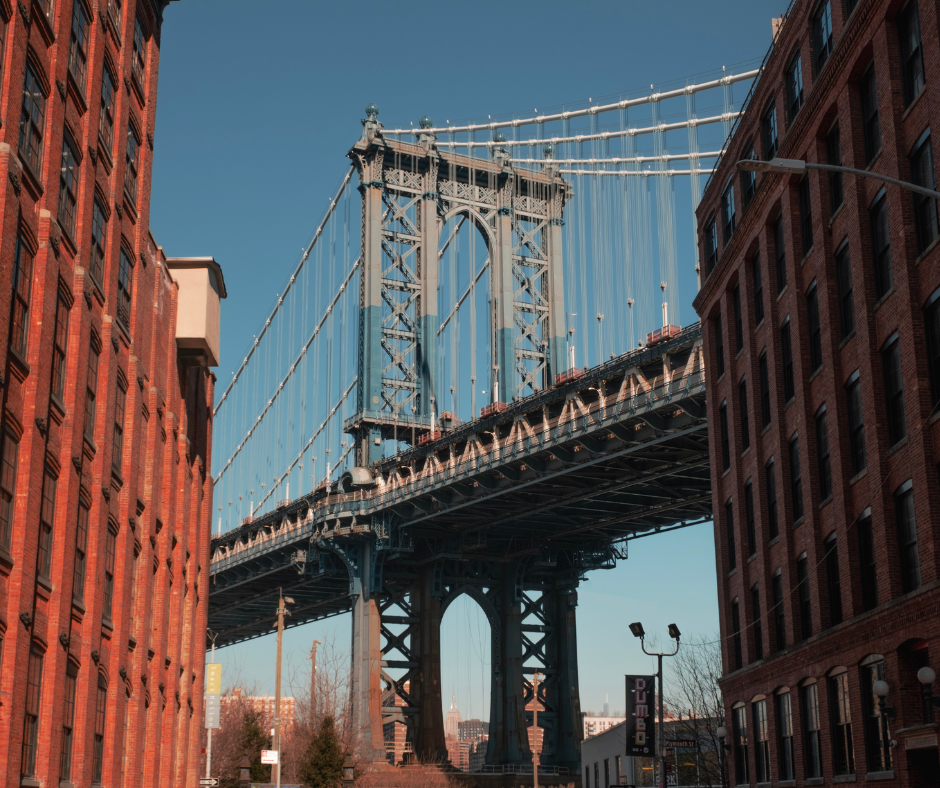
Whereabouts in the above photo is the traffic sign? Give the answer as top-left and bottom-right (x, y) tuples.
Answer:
(199, 780), (219, 786)
(261, 750), (279, 765)
(666, 739), (698, 749)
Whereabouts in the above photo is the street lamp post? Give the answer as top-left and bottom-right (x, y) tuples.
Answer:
(630, 622), (681, 788)
(917, 666), (940, 724)
(716, 726), (731, 788)
(737, 157), (940, 201)
(274, 590), (294, 788)
(872, 680), (895, 771)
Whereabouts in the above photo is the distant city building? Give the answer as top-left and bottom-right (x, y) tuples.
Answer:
(458, 718), (488, 741)
(583, 714), (627, 740)
(222, 689), (297, 732)
(469, 739), (488, 773)
(444, 691), (462, 739)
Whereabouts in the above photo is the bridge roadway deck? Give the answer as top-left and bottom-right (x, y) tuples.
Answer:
(208, 323), (710, 647)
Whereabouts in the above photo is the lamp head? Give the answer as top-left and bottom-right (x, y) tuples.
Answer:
(668, 623), (681, 640)
(716, 725), (727, 739)
(918, 666), (937, 685)
(284, 596), (295, 605)
(737, 157), (806, 175)
(629, 622), (645, 639)
(872, 680), (890, 698)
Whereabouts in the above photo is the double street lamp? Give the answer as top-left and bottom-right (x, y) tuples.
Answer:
(630, 622), (681, 788)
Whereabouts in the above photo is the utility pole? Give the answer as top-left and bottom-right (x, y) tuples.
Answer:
(274, 589), (293, 788)
(532, 671), (541, 788)
(308, 639), (321, 724)
(206, 631), (218, 782)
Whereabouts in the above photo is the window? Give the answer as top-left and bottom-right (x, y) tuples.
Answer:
(786, 51), (804, 122)
(125, 125), (140, 204)
(762, 99), (778, 160)
(51, 291), (70, 401)
(726, 498), (736, 571)
(69, 0), (90, 91)
(827, 123), (844, 213)
(733, 285), (743, 353)
(870, 190), (892, 299)
(774, 215), (787, 293)
(714, 311), (725, 377)
(88, 202), (108, 287)
(846, 371), (866, 476)
(772, 570), (786, 650)
(881, 334), (906, 447)
(38, 470), (56, 578)
(759, 352), (771, 428)
(927, 288), (940, 408)
(21, 645), (44, 778)
(731, 597), (742, 670)
(824, 533), (843, 625)
(0, 430), (17, 551)
(20, 63), (46, 175)
(108, 0), (123, 32)
(85, 340), (100, 441)
(36, 0), (54, 20)
(722, 179), (736, 244)
(898, 1), (925, 107)
(777, 691), (795, 780)
(739, 378), (750, 451)
(720, 401), (730, 472)
(797, 552), (812, 639)
(11, 232), (34, 358)
(789, 433), (803, 523)
(807, 283), (822, 373)
(60, 661), (78, 780)
(860, 65), (882, 165)
(751, 584), (763, 660)
(59, 133), (82, 243)
(802, 682), (822, 778)
(118, 248), (134, 330)
(103, 525), (117, 619)
(742, 145), (757, 209)
(753, 699), (770, 782)
(910, 130), (938, 253)
(862, 658), (892, 772)
(857, 510), (878, 611)
(835, 243), (854, 339)
(73, 502), (89, 602)
(705, 218), (718, 274)
(766, 457), (779, 540)
(585, 767), (590, 788)
(100, 65), (116, 153)
(93, 673), (108, 783)
(132, 16), (146, 90)
(829, 671), (855, 775)
(846, 0), (859, 14)
(813, 1), (833, 73)
(798, 174), (813, 256)
(781, 319), (795, 403)
(0, 13), (6, 88)
(732, 704), (749, 784)
(895, 480), (920, 593)
(752, 254), (764, 324)
(816, 406), (832, 501)
(113, 379), (127, 470)
(745, 481), (756, 556)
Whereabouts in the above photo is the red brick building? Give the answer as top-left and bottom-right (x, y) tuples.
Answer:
(694, 0), (940, 786)
(0, 1), (223, 787)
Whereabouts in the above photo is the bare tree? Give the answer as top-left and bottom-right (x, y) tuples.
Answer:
(663, 633), (727, 788)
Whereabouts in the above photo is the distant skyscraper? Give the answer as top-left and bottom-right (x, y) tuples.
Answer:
(603, 693), (610, 717)
(445, 691), (462, 739)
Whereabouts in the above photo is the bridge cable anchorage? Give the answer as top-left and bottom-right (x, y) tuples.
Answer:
(381, 69), (757, 135)
(435, 112), (741, 149)
(212, 257), (362, 486)
(214, 165), (354, 416)
(252, 376), (357, 511)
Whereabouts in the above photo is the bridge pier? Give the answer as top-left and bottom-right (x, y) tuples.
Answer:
(350, 542), (387, 762)
(409, 568), (447, 761)
(540, 585), (583, 771)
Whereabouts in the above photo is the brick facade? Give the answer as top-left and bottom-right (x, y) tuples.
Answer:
(0, 2), (219, 788)
(694, 0), (940, 786)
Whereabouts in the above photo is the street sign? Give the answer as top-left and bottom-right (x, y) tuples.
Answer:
(261, 750), (279, 765)
(666, 739), (698, 749)
(206, 663), (222, 695)
(199, 780), (219, 786)
(204, 694), (221, 729)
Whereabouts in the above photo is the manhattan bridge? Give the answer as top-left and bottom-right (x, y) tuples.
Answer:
(207, 62), (759, 773)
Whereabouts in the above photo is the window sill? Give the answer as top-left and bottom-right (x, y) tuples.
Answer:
(17, 154), (44, 200)
(60, 781), (76, 788)
(839, 330), (856, 349)
(901, 86), (926, 122)
(747, 552), (758, 564)
(36, 573), (53, 593)
(97, 137), (114, 174)
(929, 409), (940, 425)
(778, 782), (796, 788)
(874, 287), (894, 312)
(865, 150), (883, 172)
(850, 467), (868, 485)
(865, 771), (895, 782)
(8, 344), (31, 376)
(66, 69), (88, 116)
(805, 779), (825, 786)
(728, 567), (738, 579)
(21, 778), (41, 788)
(887, 436), (908, 456)
(914, 234), (940, 265)
(819, 495), (833, 510)
(768, 535), (780, 547)
(756, 783), (772, 788)
(809, 366), (823, 383)
(762, 422), (773, 436)
(111, 466), (125, 488)
(833, 775), (857, 784)
(50, 392), (66, 418)
(71, 598), (86, 614)
(741, 446), (751, 458)
(0, 545), (13, 571)
(123, 191), (139, 222)
(785, 396), (795, 410)
(755, 317), (765, 331)
(800, 246), (814, 266)
(102, 615), (114, 633)
(722, 467), (732, 479)
(736, 347), (745, 361)
(776, 284), (789, 302)
(829, 202), (845, 226)
(792, 516), (805, 529)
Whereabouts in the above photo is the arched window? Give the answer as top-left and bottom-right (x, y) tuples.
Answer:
(93, 672), (108, 782)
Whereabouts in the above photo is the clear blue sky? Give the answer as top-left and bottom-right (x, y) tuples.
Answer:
(150, 0), (788, 716)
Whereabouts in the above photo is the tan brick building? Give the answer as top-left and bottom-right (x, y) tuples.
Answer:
(694, 0), (940, 786)
(0, 1), (222, 787)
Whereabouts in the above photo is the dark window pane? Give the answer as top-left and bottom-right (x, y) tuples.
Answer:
(870, 192), (892, 299)
(799, 175), (813, 256)
(772, 572), (786, 650)
(766, 458), (779, 540)
(862, 660), (892, 772)
(22, 648), (44, 777)
(100, 67), (116, 152)
(723, 180), (737, 244)
(125, 125), (140, 204)
(743, 146), (757, 209)
(759, 352), (772, 428)
(790, 434), (803, 522)
(797, 554), (812, 639)
(816, 408), (832, 501)
(786, 52), (804, 122)
(0, 431), (18, 551)
(762, 101), (778, 160)
(51, 293), (70, 400)
(829, 672), (855, 775)
(90, 201), (107, 285)
(835, 244), (855, 339)
(73, 503), (89, 602)
(38, 471), (56, 577)
(714, 311), (725, 377)
(910, 131), (938, 253)
(11, 235), (33, 356)
(739, 378), (750, 451)
(781, 320), (795, 402)
(68, 0), (89, 91)
(745, 481), (756, 556)
(813, 1), (833, 73)
(118, 249), (134, 331)
(846, 372), (867, 476)
(827, 123), (844, 213)
(927, 290), (940, 408)
(731, 599), (743, 670)
(824, 534), (843, 625)
(20, 64), (46, 175)
(857, 511), (878, 611)
(774, 215), (787, 293)
(807, 284), (822, 373)
(803, 684), (822, 778)
(754, 699), (770, 782)
(733, 285), (743, 353)
(733, 704), (749, 784)
(726, 498), (736, 571)
(720, 402), (730, 472)
(705, 219), (718, 274)
(898, 1), (925, 107)
(752, 254), (764, 324)
(861, 65), (882, 165)
(777, 692), (795, 780)
(751, 584), (764, 661)
(881, 336), (906, 446)
(895, 483), (920, 593)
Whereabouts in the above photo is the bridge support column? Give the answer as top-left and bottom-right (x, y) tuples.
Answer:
(487, 564), (531, 765)
(493, 202), (516, 405)
(545, 585), (582, 771)
(408, 568), (447, 761)
(350, 542), (386, 762)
